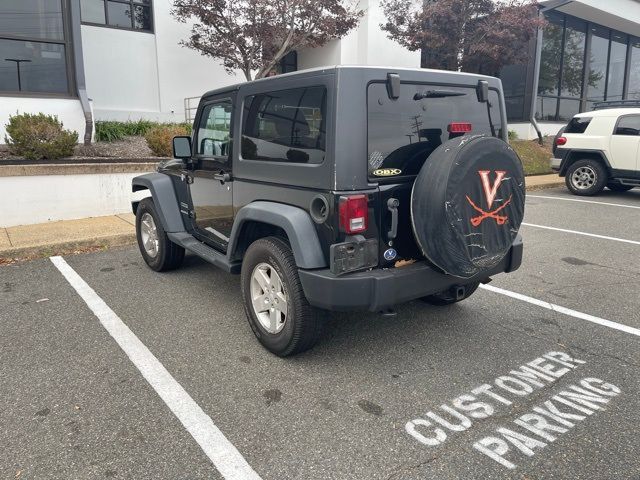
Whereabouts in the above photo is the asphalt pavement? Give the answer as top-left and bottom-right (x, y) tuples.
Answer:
(1, 187), (639, 480)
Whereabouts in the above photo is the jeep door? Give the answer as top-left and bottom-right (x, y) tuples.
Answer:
(610, 115), (640, 172)
(189, 94), (235, 251)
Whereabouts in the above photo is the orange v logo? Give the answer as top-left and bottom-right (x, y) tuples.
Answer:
(478, 170), (507, 208)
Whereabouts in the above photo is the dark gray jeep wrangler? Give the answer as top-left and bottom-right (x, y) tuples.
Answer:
(132, 66), (525, 356)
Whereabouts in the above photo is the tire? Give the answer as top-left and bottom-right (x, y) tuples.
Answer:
(422, 282), (480, 306)
(135, 197), (185, 272)
(241, 236), (322, 357)
(565, 160), (607, 196)
(411, 135), (525, 279)
(607, 183), (634, 192)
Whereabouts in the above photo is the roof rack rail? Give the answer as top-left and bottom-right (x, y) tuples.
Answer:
(592, 100), (640, 110)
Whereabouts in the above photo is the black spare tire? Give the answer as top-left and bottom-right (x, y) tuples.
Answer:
(411, 135), (525, 279)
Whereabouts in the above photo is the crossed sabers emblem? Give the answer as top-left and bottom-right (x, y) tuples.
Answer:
(466, 170), (512, 227)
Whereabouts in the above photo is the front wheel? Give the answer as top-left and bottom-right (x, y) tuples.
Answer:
(607, 183), (634, 192)
(136, 197), (185, 272)
(565, 160), (607, 196)
(241, 237), (322, 357)
(421, 282), (480, 306)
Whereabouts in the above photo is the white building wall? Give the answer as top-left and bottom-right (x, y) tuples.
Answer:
(0, 172), (148, 227)
(298, 0), (420, 70)
(81, 2), (242, 123)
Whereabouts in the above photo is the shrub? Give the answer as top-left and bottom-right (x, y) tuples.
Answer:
(4, 113), (78, 160)
(145, 125), (190, 157)
(508, 130), (519, 141)
(96, 120), (192, 142)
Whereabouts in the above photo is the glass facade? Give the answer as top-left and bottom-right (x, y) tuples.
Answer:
(0, 0), (74, 95)
(501, 9), (640, 122)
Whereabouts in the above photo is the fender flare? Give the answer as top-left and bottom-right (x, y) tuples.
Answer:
(560, 150), (611, 176)
(132, 173), (185, 233)
(228, 202), (327, 269)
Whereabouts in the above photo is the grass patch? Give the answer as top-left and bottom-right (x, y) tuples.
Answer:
(511, 139), (554, 176)
(95, 120), (192, 142)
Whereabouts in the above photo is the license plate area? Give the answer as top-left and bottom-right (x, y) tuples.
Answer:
(330, 238), (378, 275)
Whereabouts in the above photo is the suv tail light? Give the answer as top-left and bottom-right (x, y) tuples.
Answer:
(556, 136), (567, 146)
(448, 122), (473, 133)
(339, 195), (368, 234)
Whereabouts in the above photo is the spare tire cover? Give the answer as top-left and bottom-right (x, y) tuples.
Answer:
(411, 135), (525, 279)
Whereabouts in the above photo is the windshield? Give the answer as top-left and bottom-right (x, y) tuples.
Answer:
(367, 83), (503, 178)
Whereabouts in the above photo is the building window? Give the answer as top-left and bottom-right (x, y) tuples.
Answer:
(80, 0), (153, 32)
(607, 32), (628, 101)
(0, 0), (74, 95)
(278, 51), (297, 74)
(629, 38), (640, 100)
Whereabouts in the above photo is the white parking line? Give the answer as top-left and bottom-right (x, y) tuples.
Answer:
(528, 195), (640, 210)
(49, 256), (261, 480)
(521, 222), (640, 246)
(480, 284), (640, 338)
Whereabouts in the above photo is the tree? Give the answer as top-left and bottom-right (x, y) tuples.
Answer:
(380, 0), (544, 77)
(172, 0), (363, 81)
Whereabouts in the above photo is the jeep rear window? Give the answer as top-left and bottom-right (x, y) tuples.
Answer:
(367, 83), (503, 178)
(565, 117), (592, 134)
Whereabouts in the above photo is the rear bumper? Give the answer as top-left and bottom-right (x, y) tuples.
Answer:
(299, 235), (523, 311)
(550, 157), (562, 171)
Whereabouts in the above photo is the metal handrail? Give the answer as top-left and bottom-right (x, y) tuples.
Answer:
(184, 96), (201, 123)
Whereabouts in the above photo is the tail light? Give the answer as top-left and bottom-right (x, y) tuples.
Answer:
(448, 122), (473, 133)
(556, 136), (567, 146)
(339, 195), (368, 234)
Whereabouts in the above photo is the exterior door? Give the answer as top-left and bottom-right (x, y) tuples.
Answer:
(610, 115), (640, 172)
(189, 96), (234, 251)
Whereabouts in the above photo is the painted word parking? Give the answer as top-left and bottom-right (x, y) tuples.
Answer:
(405, 351), (622, 470)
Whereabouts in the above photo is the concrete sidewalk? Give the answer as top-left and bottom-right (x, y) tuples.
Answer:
(0, 174), (564, 260)
(1, 214), (136, 260)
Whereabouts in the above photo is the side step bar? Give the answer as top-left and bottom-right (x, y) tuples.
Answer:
(619, 178), (640, 187)
(168, 232), (241, 274)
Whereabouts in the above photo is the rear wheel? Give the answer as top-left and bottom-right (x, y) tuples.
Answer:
(565, 160), (607, 196)
(607, 183), (634, 192)
(241, 236), (322, 357)
(136, 197), (185, 271)
(422, 282), (480, 306)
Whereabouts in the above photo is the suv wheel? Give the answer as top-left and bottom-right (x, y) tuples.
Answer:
(566, 160), (607, 196)
(136, 197), (185, 271)
(241, 237), (322, 357)
(607, 183), (634, 192)
(422, 282), (480, 306)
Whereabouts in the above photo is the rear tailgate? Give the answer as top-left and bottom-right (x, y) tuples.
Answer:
(367, 81), (506, 267)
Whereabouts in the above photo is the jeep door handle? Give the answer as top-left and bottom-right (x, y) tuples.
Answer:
(213, 172), (232, 183)
(387, 198), (399, 240)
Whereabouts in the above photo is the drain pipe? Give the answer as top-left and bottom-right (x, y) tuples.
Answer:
(530, 15), (545, 145)
(69, 0), (93, 145)
(529, 0), (573, 145)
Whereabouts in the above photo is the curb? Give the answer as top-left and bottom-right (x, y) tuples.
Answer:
(0, 232), (136, 261)
(526, 181), (564, 191)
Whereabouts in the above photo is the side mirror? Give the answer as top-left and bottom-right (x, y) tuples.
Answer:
(173, 136), (192, 159)
(477, 80), (489, 103)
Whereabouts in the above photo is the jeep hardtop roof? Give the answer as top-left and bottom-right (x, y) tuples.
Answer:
(200, 65), (501, 100)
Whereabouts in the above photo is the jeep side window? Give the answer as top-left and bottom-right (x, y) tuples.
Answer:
(197, 100), (233, 157)
(241, 86), (326, 163)
(614, 116), (640, 136)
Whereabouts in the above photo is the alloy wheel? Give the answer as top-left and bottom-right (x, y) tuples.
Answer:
(250, 262), (288, 334)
